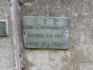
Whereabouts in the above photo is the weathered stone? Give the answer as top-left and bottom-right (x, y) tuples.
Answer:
(19, 0), (93, 70)
(1, 0), (93, 70)
(0, 0), (15, 70)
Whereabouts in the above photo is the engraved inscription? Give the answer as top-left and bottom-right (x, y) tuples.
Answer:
(22, 16), (70, 49)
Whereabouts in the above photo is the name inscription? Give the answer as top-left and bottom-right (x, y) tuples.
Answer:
(22, 16), (70, 49)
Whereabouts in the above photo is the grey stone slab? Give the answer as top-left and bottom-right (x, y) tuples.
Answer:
(22, 16), (70, 49)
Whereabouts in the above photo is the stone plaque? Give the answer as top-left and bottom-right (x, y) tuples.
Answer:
(0, 20), (8, 36)
(22, 16), (70, 49)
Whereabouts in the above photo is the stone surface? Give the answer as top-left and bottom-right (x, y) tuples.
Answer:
(1, 0), (93, 70)
(0, 0), (15, 70)
(79, 63), (93, 70)
(19, 0), (93, 70)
